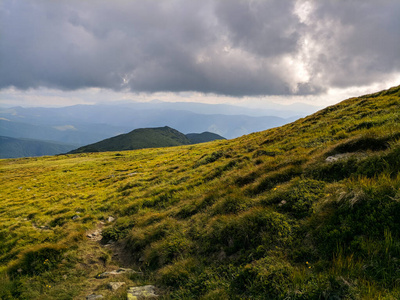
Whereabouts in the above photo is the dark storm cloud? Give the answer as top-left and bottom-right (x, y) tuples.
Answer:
(306, 0), (400, 88)
(0, 0), (399, 96)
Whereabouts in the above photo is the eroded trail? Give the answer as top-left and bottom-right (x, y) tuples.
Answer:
(78, 220), (159, 299)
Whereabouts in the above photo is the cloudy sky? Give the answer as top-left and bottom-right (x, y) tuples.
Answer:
(1, 0), (399, 109)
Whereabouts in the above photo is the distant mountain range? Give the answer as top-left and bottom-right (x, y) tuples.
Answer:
(69, 126), (225, 154)
(0, 101), (305, 157)
(0, 102), (300, 143)
(0, 136), (76, 159)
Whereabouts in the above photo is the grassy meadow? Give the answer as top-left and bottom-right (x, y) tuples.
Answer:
(1, 85), (400, 299)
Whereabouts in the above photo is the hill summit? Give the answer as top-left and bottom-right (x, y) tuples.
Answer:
(69, 126), (225, 154)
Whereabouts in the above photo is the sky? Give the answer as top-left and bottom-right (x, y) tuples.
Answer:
(1, 0), (399, 109)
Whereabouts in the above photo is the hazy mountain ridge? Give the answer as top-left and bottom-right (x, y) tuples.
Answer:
(1, 85), (399, 299)
(0, 102), (297, 143)
(0, 136), (77, 158)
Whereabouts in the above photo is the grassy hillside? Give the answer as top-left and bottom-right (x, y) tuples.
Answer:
(0, 136), (76, 159)
(69, 126), (191, 154)
(1, 85), (400, 299)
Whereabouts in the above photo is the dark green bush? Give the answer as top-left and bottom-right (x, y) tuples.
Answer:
(102, 217), (136, 242)
(235, 171), (258, 186)
(276, 179), (325, 218)
(231, 256), (292, 298)
(312, 181), (400, 259)
(329, 136), (391, 154)
(145, 234), (192, 269)
(176, 203), (198, 219)
(251, 166), (302, 195)
(194, 151), (224, 167)
(203, 208), (292, 256)
(306, 157), (358, 182)
(212, 197), (248, 215)
(8, 244), (67, 276)
(142, 191), (177, 209)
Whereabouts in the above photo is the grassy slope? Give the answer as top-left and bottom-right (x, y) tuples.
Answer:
(1, 86), (400, 299)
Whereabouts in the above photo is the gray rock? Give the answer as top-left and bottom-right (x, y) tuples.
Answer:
(107, 216), (115, 222)
(86, 294), (103, 300)
(108, 281), (125, 291)
(278, 200), (287, 206)
(97, 268), (140, 279)
(325, 153), (349, 162)
(127, 285), (158, 299)
(87, 230), (102, 241)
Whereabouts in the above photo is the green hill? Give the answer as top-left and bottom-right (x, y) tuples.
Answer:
(0, 136), (76, 158)
(1, 85), (400, 299)
(186, 131), (226, 144)
(69, 126), (192, 154)
(69, 127), (226, 154)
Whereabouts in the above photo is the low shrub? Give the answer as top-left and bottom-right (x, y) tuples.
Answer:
(8, 243), (67, 276)
(194, 151), (224, 167)
(202, 208), (292, 256)
(212, 196), (249, 215)
(276, 178), (325, 218)
(102, 217), (136, 242)
(311, 175), (400, 259)
(144, 233), (192, 268)
(231, 256), (292, 298)
(157, 258), (197, 287)
(250, 166), (302, 195)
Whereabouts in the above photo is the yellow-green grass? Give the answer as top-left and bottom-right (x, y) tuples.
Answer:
(1, 86), (400, 299)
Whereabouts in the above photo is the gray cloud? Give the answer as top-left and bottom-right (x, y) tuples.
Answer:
(0, 0), (399, 97)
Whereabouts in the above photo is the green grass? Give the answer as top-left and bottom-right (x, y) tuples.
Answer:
(1, 85), (400, 299)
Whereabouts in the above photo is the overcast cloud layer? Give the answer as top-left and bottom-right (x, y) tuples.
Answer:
(1, 0), (399, 97)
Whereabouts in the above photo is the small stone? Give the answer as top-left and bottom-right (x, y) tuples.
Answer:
(127, 285), (158, 299)
(96, 268), (140, 279)
(325, 153), (349, 163)
(107, 216), (115, 223)
(72, 215), (80, 220)
(278, 200), (287, 207)
(108, 281), (125, 291)
(86, 294), (103, 300)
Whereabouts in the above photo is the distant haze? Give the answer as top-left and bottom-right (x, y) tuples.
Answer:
(0, 103), (299, 142)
